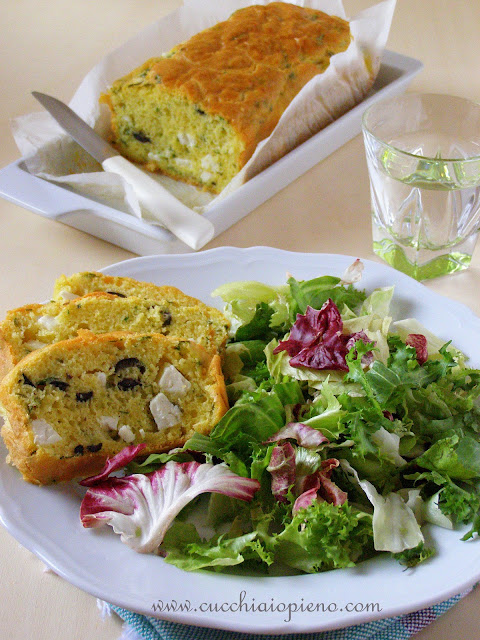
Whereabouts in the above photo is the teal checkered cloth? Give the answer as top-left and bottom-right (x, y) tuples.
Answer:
(107, 591), (469, 640)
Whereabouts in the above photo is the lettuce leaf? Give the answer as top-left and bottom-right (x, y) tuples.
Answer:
(234, 303), (277, 341)
(184, 388), (293, 475)
(162, 522), (267, 571)
(340, 460), (424, 553)
(212, 280), (290, 336)
(267, 501), (374, 573)
(288, 275), (366, 319)
(392, 542), (434, 568)
(416, 434), (480, 480)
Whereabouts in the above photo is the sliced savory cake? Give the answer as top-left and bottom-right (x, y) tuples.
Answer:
(0, 331), (228, 484)
(0, 291), (229, 380)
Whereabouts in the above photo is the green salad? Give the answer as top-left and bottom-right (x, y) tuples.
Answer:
(80, 262), (480, 574)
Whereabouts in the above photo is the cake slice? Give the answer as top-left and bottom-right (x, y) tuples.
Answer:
(0, 291), (229, 381)
(100, 2), (352, 193)
(53, 270), (216, 308)
(0, 331), (228, 485)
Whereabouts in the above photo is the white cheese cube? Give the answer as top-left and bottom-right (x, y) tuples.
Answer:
(200, 154), (220, 172)
(25, 340), (46, 350)
(149, 392), (182, 431)
(37, 315), (58, 331)
(95, 372), (107, 387)
(200, 171), (213, 182)
(57, 290), (79, 301)
(99, 416), (118, 431)
(118, 424), (135, 443)
(174, 157), (193, 169)
(158, 364), (191, 400)
(31, 419), (62, 445)
(177, 132), (196, 148)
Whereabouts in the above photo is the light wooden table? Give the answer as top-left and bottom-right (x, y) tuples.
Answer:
(1, 1), (480, 638)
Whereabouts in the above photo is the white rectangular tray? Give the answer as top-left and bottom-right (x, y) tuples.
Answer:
(0, 50), (422, 256)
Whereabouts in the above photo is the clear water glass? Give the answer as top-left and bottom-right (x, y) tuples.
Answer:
(362, 93), (480, 280)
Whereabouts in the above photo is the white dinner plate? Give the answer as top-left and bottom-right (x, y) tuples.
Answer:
(1, 247), (480, 635)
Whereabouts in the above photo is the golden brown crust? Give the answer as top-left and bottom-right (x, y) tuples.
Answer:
(206, 353), (229, 425)
(155, 3), (350, 166)
(0, 302), (46, 383)
(0, 326), (16, 383)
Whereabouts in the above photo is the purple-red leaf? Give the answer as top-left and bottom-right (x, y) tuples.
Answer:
(292, 475), (321, 513)
(346, 331), (375, 366)
(264, 422), (329, 449)
(293, 458), (347, 513)
(80, 461), (260, 553)
(267, 442), (296, 503)
(406, 333), (428, 365)
(79, 444), (147, 487)
(274, 300), (373, 371)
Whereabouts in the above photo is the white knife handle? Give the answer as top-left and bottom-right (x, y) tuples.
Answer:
(102, 156), (215, 251)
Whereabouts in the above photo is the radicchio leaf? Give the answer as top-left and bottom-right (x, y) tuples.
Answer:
(292, 473), (321, 513)
(293, 458), (347, 513)
(274, 300), (374, 371)
(80, 461), (260, 553)
(346, 331), (375, 366)
(274, 304), (335, 357)
(264, 422), (329, 449)
(79, 444), (147, 487)
(266, 442), (296, 503)
(406, 333), (428, 365)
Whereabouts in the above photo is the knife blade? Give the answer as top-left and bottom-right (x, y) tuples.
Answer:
(32, 92), (215, 250)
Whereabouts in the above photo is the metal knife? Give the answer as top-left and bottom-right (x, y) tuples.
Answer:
(32, 92), (215, 251)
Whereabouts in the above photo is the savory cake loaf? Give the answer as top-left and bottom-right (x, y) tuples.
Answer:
(0, 291), (229, 381)
(0, 331), (228, 484)
(101, 2), (352, 193)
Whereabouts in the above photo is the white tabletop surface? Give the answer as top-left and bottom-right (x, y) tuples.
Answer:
(1, 1), (480, 638)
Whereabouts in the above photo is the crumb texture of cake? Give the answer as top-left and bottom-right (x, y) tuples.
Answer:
(0, 290), (229, 380)
(101, 2), (351, 193)
(0, 331), (228, 485)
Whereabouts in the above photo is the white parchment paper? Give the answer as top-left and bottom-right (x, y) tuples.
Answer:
(12, 0), (396, 220)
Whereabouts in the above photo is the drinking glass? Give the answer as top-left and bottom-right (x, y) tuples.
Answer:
(362, 93), (480, 280)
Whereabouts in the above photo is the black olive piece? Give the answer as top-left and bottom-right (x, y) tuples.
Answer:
(106, 291), (127, 298)
(195, 106), (206, 116)
(115, 358), (146, 374)
(133, 131), (151, 143)
(162, 311), (172, 327)
(50, 379), (69, 391)
(22, 374), (35, 387)
(87, 443), (103, 453)
(74, 445), (84, 456)
(118, 378), (141, 391)
(76, 391), (93, 402)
